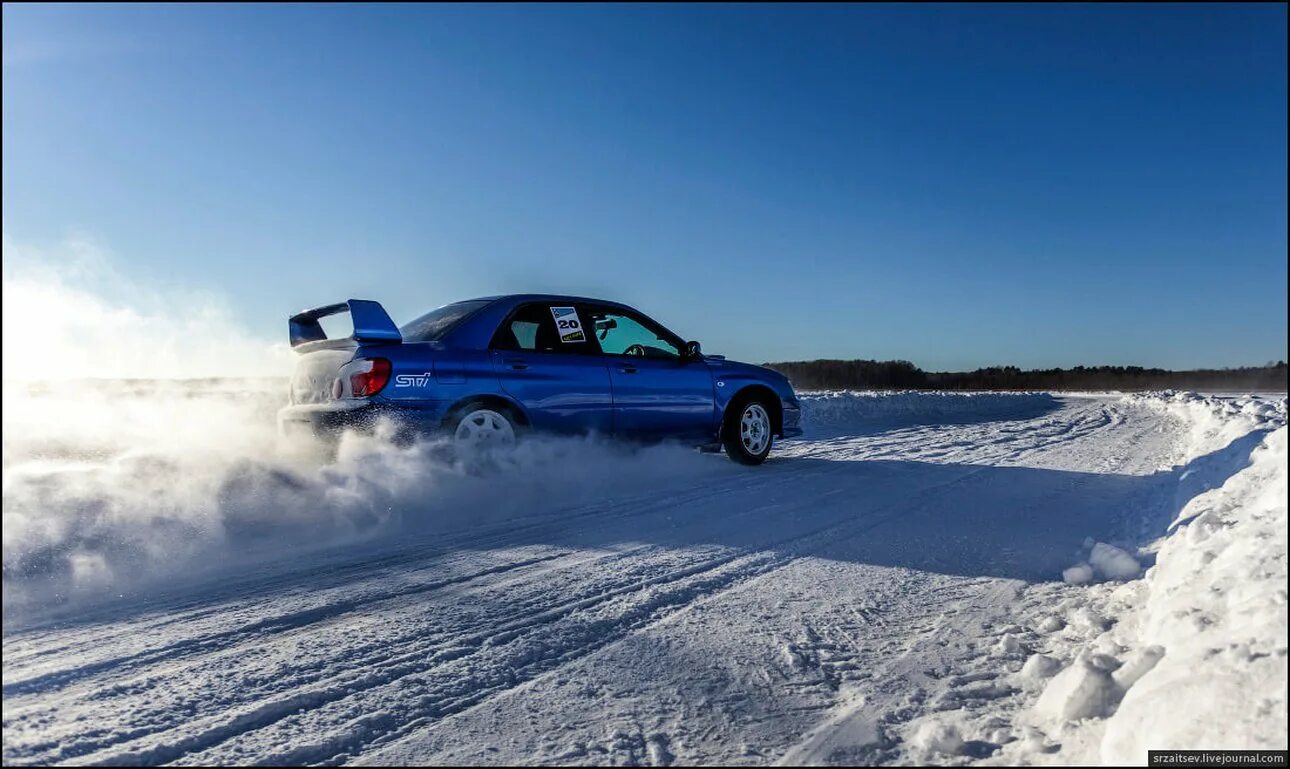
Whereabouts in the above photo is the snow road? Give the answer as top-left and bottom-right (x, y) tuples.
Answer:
(2, 389), (1285, 765)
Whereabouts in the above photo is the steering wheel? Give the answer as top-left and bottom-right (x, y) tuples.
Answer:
(624, 344), (647, 357)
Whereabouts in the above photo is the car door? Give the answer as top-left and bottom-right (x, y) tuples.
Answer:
(489, 302), (614, 435)
(581, 303), (718, 441)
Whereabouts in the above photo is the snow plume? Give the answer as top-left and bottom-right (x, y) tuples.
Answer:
(3, 379), (284, 611)
(1, 233), (290, 380)
(0, 235), (289, 613)
(0, 379), (717, 623)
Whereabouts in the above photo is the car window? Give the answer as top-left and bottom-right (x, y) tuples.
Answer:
(587, 307), (681, 359)
(401, 300), (490, 342)
(510, 319), (540, 350)
(490, 303), (598, 354)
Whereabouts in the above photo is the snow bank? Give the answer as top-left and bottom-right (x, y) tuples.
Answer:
(1099, 426), (1287, 760)
(1125, 390), (1286, 463)
(799, 391), (1060, 437)
(1006, 393), (1288, 763)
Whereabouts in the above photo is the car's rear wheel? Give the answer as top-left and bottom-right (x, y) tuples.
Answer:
(449, 404), (518, 448)
(723, 397), (774, 465)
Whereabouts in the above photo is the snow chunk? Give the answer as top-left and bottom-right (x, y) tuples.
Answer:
(1062, 562), (1094, 585)
(1019, 653), (1062, 685)
(1067, 606), (1110, 633)
(996, 633), (1027, 657)
(1062, 542), (1141, 585)
(1089, 542), (1140, 581)
(1035, 616), (1066, 634)
(1111, 645), (1164, 691)
(910, 719), (964, 756)
(1035, 652), (1122, 721)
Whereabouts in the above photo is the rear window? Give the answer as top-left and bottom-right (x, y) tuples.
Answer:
(400, 300), (490, 342)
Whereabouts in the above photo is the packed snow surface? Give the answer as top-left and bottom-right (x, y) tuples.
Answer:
(2, 384), (1285, 765)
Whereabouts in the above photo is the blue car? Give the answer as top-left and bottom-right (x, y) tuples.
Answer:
(278, 295), (802, 464)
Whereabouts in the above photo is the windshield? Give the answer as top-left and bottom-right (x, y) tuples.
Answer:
(400, 300), (490, 342)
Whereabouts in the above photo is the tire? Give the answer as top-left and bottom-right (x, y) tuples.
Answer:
(722, 396), (774, 465)
(447, 403), (520, 448)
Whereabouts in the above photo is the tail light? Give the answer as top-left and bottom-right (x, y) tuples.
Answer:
(344, 357), (391, 398)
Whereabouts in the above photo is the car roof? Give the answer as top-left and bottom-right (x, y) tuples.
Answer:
(464, 294), (634, 309)
(435, 294), (661, 349)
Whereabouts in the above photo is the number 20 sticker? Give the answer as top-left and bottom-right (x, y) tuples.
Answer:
(550, 306), (586, 343)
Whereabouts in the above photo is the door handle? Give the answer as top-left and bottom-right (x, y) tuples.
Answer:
(503, 358), (529, 370)
(618, 364), (638, 374)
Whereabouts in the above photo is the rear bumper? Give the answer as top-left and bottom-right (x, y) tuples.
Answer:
(278, 401), (443, 439)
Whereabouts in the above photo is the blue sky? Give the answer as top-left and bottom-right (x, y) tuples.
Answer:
(3, 3), (1286, 370)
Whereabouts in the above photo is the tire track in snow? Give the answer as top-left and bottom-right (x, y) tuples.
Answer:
(43, 462), (1007, 767)
(1, 552), (574, 697)
(3, 463), (812, 681)
(178, 464), (1037, 766)
(3, 458), (849, 705)
(5, 471), (863, 765)
(782, 397), (1123, 467)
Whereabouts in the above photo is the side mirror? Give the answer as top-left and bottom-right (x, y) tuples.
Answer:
(685, 340), (702, 359)
(594, 317), (617, 340)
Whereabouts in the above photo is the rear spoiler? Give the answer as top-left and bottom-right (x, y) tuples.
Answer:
(289, 299), (402, 349)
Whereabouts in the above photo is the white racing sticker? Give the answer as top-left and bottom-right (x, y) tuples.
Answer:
(550, 306), (586, 343)
(394, 372), (433, 387)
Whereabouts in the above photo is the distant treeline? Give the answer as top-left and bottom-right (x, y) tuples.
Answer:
(764, 359), (1289, 392)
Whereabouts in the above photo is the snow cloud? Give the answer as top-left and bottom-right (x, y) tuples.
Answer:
(1, 232), (291, 380)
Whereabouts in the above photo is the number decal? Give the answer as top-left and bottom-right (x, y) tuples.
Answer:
(549, 306), (585, 343)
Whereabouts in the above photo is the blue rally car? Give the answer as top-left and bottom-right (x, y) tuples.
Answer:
(278, 295), (802, 464)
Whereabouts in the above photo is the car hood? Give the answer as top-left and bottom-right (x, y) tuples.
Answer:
(702, 355), (762, 373)
(702, 355), (794, 391)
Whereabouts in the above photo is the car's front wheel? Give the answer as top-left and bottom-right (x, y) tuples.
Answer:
(723, 397), (774, 465)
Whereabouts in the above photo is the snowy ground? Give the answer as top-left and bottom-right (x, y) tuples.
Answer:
(2, 385), (1285, 765)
